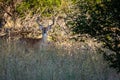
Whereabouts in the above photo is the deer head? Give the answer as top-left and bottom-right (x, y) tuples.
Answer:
(36, 16), (55, 42)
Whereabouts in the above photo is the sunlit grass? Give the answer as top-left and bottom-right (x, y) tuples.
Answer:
(0, 39), (119, 80)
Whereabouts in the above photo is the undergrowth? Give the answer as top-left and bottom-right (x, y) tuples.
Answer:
(0, 39), (119, 80)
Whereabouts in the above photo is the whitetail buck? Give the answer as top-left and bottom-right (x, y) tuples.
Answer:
(20, 16), (55, 48)
(36, 17), (55, 43)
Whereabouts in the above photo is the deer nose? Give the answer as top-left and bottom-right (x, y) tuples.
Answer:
(42, 28), (47, 33)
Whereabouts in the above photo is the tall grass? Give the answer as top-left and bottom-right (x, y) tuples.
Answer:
(0, 39), (119, 80)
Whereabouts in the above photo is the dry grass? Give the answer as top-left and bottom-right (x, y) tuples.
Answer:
(0, 39), (120, 80)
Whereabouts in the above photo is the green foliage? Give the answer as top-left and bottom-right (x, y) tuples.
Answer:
(68, 0), (120, 72)
(16, 0), (61, 17)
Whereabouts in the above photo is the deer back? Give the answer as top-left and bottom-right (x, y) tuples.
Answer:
(19, 38), (44, 49)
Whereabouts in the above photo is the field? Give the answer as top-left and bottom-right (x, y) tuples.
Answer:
(0, 39), (119, 80)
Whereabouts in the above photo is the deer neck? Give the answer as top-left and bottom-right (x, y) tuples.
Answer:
(42, 33), (47, 43)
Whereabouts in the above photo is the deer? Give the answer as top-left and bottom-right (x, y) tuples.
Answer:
(19, 16), (55, 49)
(36, 17), (55, 43)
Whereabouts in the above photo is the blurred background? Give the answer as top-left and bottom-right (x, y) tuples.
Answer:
(0, 0), (120, 80)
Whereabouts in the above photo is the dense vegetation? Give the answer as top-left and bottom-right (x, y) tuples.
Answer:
(67, 0), (120, 72)
(0, 39), (120, 80)
(0, 0), (120, 76)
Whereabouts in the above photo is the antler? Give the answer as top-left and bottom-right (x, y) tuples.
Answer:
(47, 16), (55, 30)
(50, 16), (55, 26)
(36, 17), (43, 30)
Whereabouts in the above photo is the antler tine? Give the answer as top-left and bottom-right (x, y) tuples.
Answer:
(36, 16), (40, 23)
(36, 16), (43, 30)
(47, 16), (55, 30)
(50, 16), (55, 26)
(36, 16), (41, 25)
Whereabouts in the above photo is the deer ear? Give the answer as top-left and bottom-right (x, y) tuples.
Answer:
(47, 25), (51, 31)
(39, 25), (43, 30)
